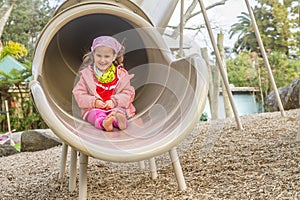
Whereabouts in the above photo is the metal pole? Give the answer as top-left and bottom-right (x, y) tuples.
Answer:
(197, 0), (243, 130)
(58, 143), (68, 180)
(244, 0), (285, 117)
(179, 0), (184, 57)
(169, 147), (186, 190)
(138, 161), (145, 170)
(79, 153), (88, 200)
(69, 148), (77, 192)
(149, 157), (158, 179)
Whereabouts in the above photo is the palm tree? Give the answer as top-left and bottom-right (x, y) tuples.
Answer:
(229, 12), (257, 53)
(0, 0), (16, 48)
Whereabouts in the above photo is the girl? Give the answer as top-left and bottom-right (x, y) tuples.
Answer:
(73, 36), (135, 131)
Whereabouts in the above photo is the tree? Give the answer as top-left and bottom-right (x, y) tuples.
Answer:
(230, 0), (297, 57)
(226, 50), (300, 110)
(0, 1), (16, 38)
(0, 41), (47, 131)
(1, 0), (55, 58)
(229, 12), (257, 54)
(226, 51), (254, 87)
(168, 0), (230, 40)
(0, 40), (28, 60)
(283, 0), (300, 57)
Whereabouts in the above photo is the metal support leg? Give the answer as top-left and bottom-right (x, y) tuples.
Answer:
(58, 143), (68, 179)
(149, 157), (158, 179)
(169, 147), (187, 190)
(69, 147), (78, 192)
(79, 153), (89, 200)
(138, 161), (146, 170)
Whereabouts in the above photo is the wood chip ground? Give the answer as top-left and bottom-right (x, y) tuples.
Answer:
(0, 109), (299, 199)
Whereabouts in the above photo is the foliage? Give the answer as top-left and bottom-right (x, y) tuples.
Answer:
(9, 97), (48, 131)
(1, 0), (56, 58)
(0, 40), (47, 132)
(229, 0), (299, 57)
(229, 12), (257, 53)
(200, 112), (208, 121)
(0, 41), (28, 61)
(226, 50), (300, 97)
(0, 73), (48, 132)
(226, 51), (255, 87)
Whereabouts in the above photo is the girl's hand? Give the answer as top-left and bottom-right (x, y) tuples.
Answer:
(95, 99), (106, 109)
(105, 100), (115, 109)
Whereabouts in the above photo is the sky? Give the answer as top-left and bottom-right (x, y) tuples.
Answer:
(49, 0), (257, 50)
(207, 0), (257, 28)
(168, 0), (257, 50)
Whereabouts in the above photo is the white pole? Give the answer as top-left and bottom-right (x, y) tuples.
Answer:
(149, 157), (158, 179)
(169, 147), (186, 190)
(79, 153), (88, 200)
(179, 0), (184, 57)
(58, 143), (68, 180)
(138, 161), (146, 170)
(5, 100), (11, 132)
(244, 0), (285, 117)
(197, 0), (243, 130)
(4, 100), (14, 146)
(69, 148), (77, 192)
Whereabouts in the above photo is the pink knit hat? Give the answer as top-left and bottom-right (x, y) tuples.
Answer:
(91, 36), (122, 54)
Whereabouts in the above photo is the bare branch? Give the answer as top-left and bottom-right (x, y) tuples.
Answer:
(169, 0), (230, 38)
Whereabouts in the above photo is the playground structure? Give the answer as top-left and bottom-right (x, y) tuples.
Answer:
(29, 0), (290, 199)
(29, 0), (208, 199)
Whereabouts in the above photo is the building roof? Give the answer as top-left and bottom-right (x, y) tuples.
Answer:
(0, 55), (26, 74)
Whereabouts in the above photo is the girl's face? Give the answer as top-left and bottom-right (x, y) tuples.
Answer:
(93, 46), (116, 72)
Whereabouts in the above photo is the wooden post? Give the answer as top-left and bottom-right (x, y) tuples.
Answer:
(198, 0), (243, 129)
(244, 0), (285, 117)
(201, 48), (216, 118)
(217, 33), (233, 118)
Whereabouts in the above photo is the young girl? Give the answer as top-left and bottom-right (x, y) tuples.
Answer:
(73, 36), (135, 131)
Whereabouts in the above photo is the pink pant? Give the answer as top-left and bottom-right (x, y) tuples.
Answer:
(86, 108), (127, 130)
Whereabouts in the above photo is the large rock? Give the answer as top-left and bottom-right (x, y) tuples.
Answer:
(265, 78), (300, 111)
(0, 144), (18, 157)
(21, 129), (62, 152)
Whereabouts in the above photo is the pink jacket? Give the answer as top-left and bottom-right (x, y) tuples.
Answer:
(72, 65), (136, 118)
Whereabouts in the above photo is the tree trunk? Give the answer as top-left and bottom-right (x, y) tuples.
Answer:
(217, 33), (233, 118)
(201, 48), (214, 116)
(210, 60), (220, 119)
(0, 2), (14, 39)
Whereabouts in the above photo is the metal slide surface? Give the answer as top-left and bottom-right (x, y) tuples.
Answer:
(30, 1), (208, 162)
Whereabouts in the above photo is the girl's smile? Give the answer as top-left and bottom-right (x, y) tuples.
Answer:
(93, 46), (116, 73)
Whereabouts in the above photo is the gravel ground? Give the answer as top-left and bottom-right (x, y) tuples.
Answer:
(0, 109), (299, 200)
